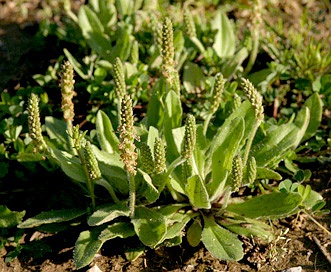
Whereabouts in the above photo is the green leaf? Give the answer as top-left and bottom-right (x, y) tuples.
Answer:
(98, 222), (135, 242)
(226, 192), (303, 219)
(92, 1), (117, 28)
(147, 126), (159, 151)
(256, 167), (282, 180)
(251, 107), (310, 168)
(201, 215), (243, 261)
(45, 116), (70, 149)
(110, 28), (131, 62)
(187, 219), (202, 247)
(161, 213), (193, 244)
(116, 0), (134, 17)
(74, 228), (103, 270)
(88, 202), (130, 226)
(51, 149), (86, 183)
(211, 10), (236, 58)
(218, 216), (273, 241)
(96, 110), (119, 153)
(185, 175), (211, 209)
(146, 80), (164, 128)
(300, 92), (323, 142)
(183, 62), (205, 93)
(164, 90), (183, 161)
(221, 47), (249, 78)
(131, 206), (166, 248)
(208, 117), (245, 201)
(78, 6), (112, 61)
(18, 209), (86, 228)
(124, 245), (145, 262)
(137, 169), (159, 203)
(157, 204), (190, 218)
(63, 48), (88, 79)
(0, 206), (25, 228)
(298, 185), (323, 210)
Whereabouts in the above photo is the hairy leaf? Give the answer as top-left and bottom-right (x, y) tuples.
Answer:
(18, 209), (86, 228)
(185, 175), (210, 209)
(0, 205), (25, 228)
(74, 229), (103, 270)
(202, 215), (243, 261)
(88, 202), (130, 226)
(211, 10), (236, 58)
(131, 206), (166, 248)
(208, 117), (245, 201)
(226, 192), (303, 219)
(96, 110), (119, 153)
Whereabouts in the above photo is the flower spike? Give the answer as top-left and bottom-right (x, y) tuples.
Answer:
(118, 94), (138, 176)
(154, 137), (166, 174)
(140, 143), (155, 175)
(184, 10), (196, 38)
(232, 155), (243, 192)
(182, 114), (196, 160)
(161, 17), (174, 68)
(113, 57), (126, 100)
(59, 61), (75, 123)
(241, 78), (264, 120)
(210, 73), (226, 115)
(27, 93), (47, 152)
(83, 141), (102, 181)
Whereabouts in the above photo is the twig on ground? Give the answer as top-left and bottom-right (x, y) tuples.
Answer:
(312, 235), (331, 266)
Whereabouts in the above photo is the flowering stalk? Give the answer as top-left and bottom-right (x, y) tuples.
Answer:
(82, 140), (99, 209)
(161, 17), (180, 94)
(241, 78), (264, 166)
(113, 57), (126, 100)
(182, 114), (196, 180)
(59, 61), (75, 152)
(244, 0), (263, 75)
(151, 13), (162, 52)
(59, 61), (75, 125)
(183, 10), (196, 38)
(246, 156), (257, 185)
(130, 40), (139, 65)
(140, 143), (155, 175)
(154, 137), (166, 174)
(27, 93), (47, 152)
(203, 73), (226, 135)
(118, 94), (138, 217)
(232, 155), (243, 192)
(183, 9), (205, 53)
(67, 125), (97, 209)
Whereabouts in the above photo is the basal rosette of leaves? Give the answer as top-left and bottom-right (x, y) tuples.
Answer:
(18, 65), (326, 269)
(10, 1), (328, 270)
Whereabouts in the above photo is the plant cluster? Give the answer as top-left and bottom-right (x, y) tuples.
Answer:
(1, 0), (330, 270)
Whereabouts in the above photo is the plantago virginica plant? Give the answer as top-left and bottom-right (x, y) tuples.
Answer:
(17, 9), (327, 270)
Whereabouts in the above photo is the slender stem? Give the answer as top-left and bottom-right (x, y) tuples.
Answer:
(303, 210), (331, 236)
(128, 173), (136, 218)
(242, 118), (262, 166)
(66, 121), (77, 155)
(77, 148), (95, 209)
(203, 114), (212, 136)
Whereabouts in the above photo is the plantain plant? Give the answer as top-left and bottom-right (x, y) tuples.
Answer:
(16, 13), (327, 272)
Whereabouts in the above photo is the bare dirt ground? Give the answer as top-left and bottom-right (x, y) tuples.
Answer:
(0, 0), (330, 271)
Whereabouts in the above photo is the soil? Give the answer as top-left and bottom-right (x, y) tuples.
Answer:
(0, 1), (331, 272)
